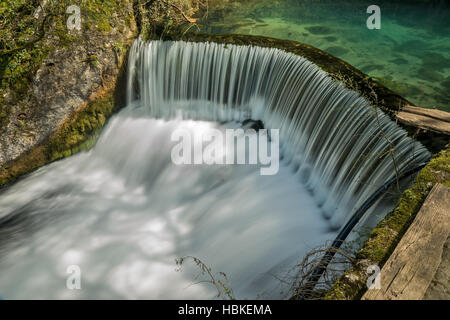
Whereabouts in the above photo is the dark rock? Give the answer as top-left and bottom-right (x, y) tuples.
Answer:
(441, 78), (450, 90)
(389, 57), (409, 65)
(421, 52), (450, 70)
(305, 26), (333, 35)
(242, 119), (264, 130)
(323, 36), (337, 42)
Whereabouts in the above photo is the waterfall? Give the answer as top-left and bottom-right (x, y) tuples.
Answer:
(0, 38), (431, 299)
(127, 39), (430, 228)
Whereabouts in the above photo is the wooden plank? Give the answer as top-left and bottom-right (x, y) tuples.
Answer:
(396, 111), (450, 135)
(362, 184), (450, 300)
(424, 236), (450, 299)
(403, 105), (450, 123)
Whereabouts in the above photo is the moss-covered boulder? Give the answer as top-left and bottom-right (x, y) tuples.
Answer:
(0, 0), (137, 186)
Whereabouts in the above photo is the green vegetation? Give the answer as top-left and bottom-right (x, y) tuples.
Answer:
(0, 0), (133, 128)
(0, 0), (51, 126)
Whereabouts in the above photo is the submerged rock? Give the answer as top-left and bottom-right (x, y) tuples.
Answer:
(441, 78), (450, 91)
(361, 64), (385, 73)
(421, 52), (450, 70)
(389, 57), (409, 65)
(306, 26), (333, 35)
(323, 36), (338, 42)
(417, 68), (444, 82)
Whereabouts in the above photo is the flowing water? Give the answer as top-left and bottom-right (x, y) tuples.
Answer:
(201, 0), (450, 111)
(0, 39), (430, 299)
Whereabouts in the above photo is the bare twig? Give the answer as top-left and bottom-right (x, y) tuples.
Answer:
(175, 256), (235, 300)
(285, 242), (356, 300)
(161, 0), (198, 23)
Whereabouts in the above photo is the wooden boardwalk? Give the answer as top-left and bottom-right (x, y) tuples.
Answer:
(396, 105), (450, 135)
(362, 183), (450, 300)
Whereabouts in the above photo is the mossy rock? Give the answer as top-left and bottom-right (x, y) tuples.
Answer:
(0, 0), (135, 130)
(0, 90), (117, 188)
(0, 0), (135, 188)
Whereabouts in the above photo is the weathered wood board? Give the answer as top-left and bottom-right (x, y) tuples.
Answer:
(424, 235), (450, 299)
(403, 105), (450, 123)
(397, 112), (450, 135)
(396, 105), (450, 135)
(362, 183), (450, 300)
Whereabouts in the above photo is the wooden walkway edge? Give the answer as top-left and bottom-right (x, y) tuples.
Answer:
(362, 183), (450, 300)
(396, 105), (450, 135)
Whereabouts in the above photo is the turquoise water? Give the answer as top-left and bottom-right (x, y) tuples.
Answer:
(200, 0), (450, 111)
